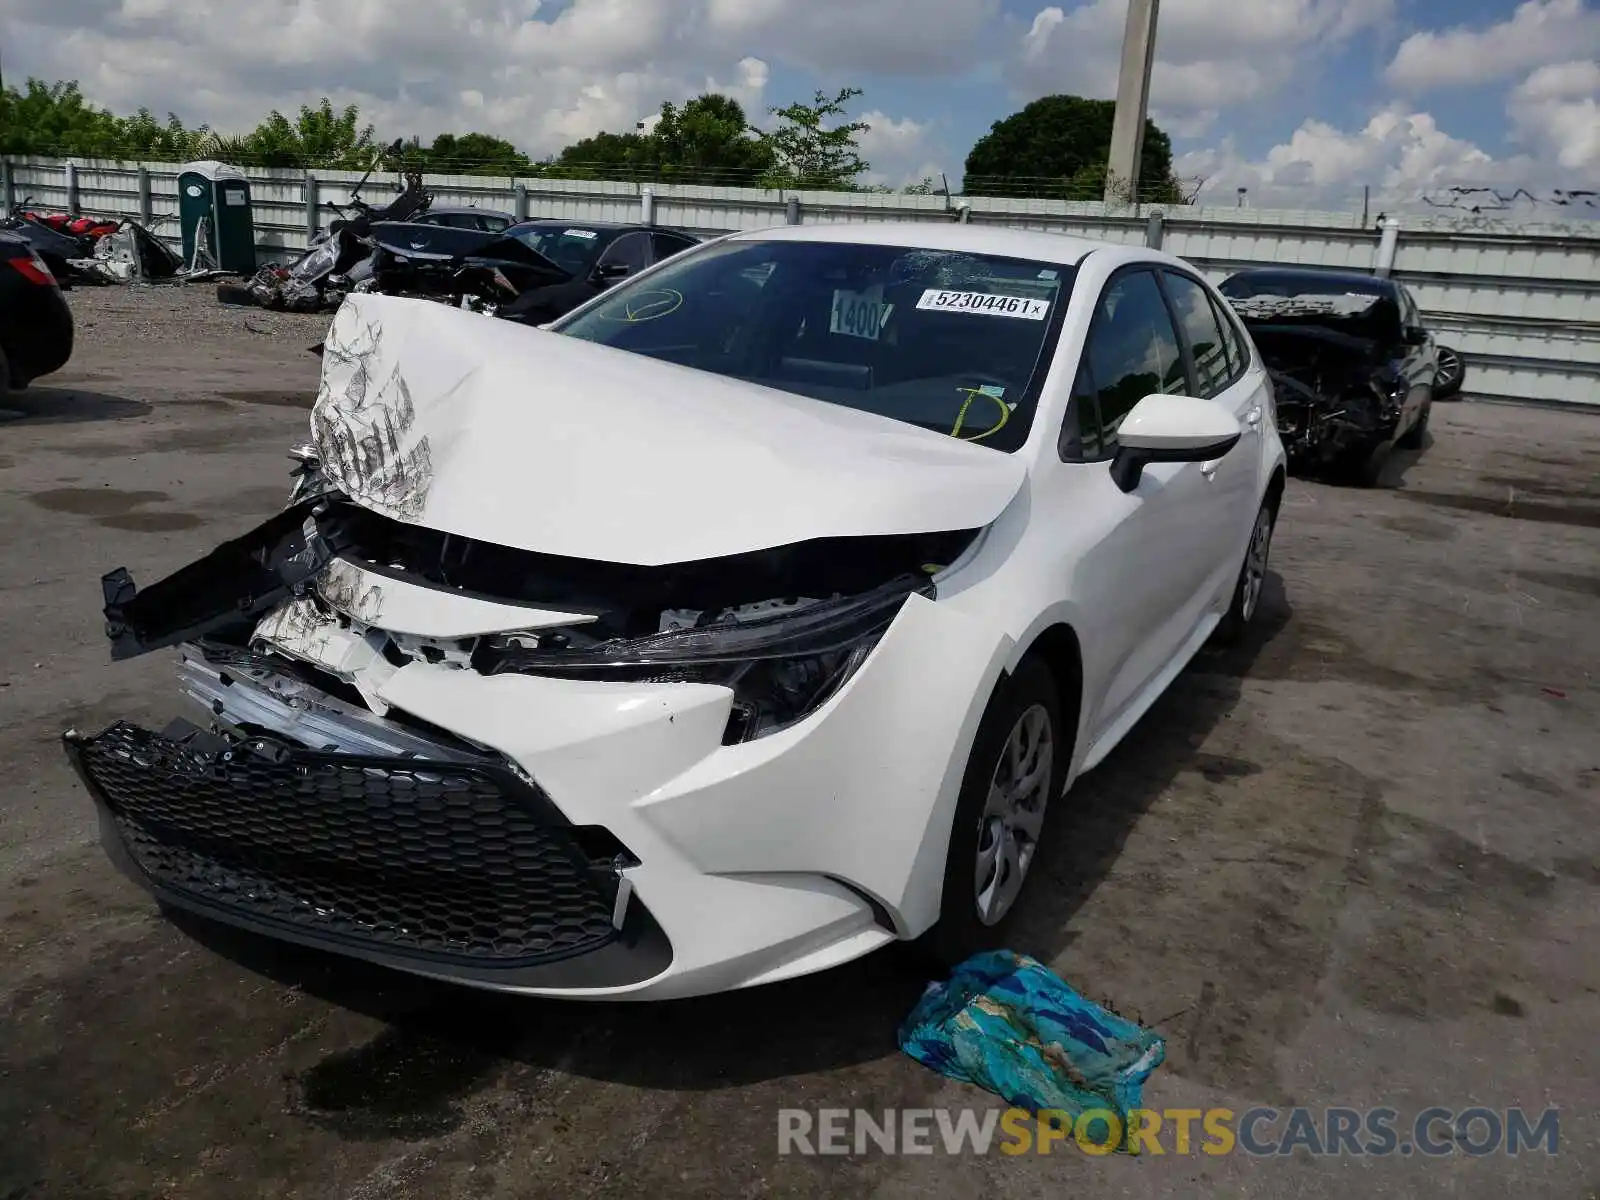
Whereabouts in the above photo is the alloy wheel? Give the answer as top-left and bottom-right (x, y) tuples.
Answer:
(1240, 508), (1273, 623)
(975, 704), (1054, 925)
(1436, 348), (1461, 390)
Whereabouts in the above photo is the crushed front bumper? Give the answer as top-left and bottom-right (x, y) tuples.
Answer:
(72, 495), (1015, 998)
(64, 718), (671, 991)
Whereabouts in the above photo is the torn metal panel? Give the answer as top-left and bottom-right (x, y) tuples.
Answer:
(251, 595), (398, 714)
(101, 499), (345, 661)
(177, 651), (481, 760)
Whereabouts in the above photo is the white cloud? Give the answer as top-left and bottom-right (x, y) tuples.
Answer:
(703, 0), (1001, 74)
(1385, 0), (1600, 92)
(1175, 108), (1533, 211)
(8, 0), (993, 158)
(1014, 0), (1396, 130)
(856, 111), (951, 188)
(1507, 59), (1600, 170)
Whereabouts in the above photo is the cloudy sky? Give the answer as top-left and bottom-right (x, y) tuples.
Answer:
(6, 0), (1598, 208)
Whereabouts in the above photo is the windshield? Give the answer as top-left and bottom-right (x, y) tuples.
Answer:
(507, 224), (609, 275)
(553, 239), (1074, 452)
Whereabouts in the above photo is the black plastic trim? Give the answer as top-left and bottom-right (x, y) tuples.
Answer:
(63, 724), (674, 991)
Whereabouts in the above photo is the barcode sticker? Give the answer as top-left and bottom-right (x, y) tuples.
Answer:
(917, 290), (1049, 319)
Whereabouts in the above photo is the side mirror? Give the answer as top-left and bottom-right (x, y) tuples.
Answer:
(1110, 394), (1244, 493)
(1402, 325), (1429, 346)
(594, 262), (631, 283)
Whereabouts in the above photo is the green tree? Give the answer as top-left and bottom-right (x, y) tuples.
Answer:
(547, 129), (658, 178)
(963, 95), (1183, 203)
(761, 86), (871, 190)
(425, 131), (533, 175)
(650, 94), (773, 185)
(242, 99), (376, 168)
(0, 79), (127, 156)
(116, 107), (208, 160)
(543, 94), (773, 185)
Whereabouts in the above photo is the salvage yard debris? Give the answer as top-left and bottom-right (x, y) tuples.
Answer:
(1, 199), (186, 287)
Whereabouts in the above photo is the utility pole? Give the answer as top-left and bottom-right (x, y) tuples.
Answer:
(1104, 0), (1160, 208)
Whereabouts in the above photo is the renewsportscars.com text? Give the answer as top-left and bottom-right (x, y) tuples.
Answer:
(777, 1106), (1560, 1157)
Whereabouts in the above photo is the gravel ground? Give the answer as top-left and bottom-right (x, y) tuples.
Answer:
(2, 285), (1598, 1200)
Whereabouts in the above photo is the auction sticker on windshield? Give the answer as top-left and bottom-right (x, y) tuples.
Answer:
(918, 290), (1049, 319)
(832, 285), (887, 341)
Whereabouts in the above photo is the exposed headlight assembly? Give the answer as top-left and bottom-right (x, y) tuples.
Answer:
(481, 574), (932, 743)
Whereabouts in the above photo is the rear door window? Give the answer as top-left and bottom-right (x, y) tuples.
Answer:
(1207, 292), (1247, 376)
(1160, 271), (1233, 398)
(652, 233), (698, 262)
(599, 232), (651, 276)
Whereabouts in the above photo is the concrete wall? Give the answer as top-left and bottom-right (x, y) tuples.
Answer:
(4, 156), (1597, 408)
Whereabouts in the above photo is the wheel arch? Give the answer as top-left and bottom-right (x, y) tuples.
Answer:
(1265, 464), (1287, 517)
(1013, 621), (1086, 769)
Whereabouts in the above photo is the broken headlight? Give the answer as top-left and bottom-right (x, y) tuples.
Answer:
(481, 575), (932, 743)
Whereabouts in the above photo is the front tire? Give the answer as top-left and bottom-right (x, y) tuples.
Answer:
(925, 656), (1067, 964)
(1215, 500), (1276, 644)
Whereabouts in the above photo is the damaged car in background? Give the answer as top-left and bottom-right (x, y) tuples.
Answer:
(66, 226), (1286, 999)
(1219, 267), (1436, 484)
(218, 147), (434, 312)
(2, 198), (179, 286)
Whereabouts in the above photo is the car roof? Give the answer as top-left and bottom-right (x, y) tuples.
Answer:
(725, 222), (1107, 266)
(425, 207), (516, 219)
(509, 220), (700, 237)
(512, 219), (688, 232)
(1225, 266), (1396, 292)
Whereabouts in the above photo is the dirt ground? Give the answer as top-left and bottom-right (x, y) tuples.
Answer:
(2, 286), (1597, 1199)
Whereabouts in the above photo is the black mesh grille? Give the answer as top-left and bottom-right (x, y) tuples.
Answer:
(73, 722), (620, 965)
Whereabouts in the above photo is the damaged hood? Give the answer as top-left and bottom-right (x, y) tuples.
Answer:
(311, 294), (1026, 566)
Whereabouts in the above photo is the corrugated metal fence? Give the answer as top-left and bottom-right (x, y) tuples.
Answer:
(4, 155), (1597, 408)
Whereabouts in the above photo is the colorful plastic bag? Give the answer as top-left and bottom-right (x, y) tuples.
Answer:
(898, 950), (1165, 1148)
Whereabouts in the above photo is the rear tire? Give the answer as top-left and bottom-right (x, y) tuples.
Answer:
(0, 342), (10, 395)
(923, 656), (1067, 965)
(1434, 347), (1465, 400)
(1214, 500), (1276, 645)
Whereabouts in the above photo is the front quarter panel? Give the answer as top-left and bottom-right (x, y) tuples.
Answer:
(636, 591), (1013, 936)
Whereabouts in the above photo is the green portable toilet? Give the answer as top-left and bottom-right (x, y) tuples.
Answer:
(177, 160), (256, 273)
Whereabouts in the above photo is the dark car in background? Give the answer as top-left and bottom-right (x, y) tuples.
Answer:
(0, 233), (74, 392)
(486, 221), (701, 325)
(1219, 268), (1436, 484)
(359, 220), (699, 321)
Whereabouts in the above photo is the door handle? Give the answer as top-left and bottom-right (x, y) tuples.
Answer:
(1245, 406), (1263, 427)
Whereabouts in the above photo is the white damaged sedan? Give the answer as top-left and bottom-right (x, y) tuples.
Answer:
(66, 224), (1286, 999)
